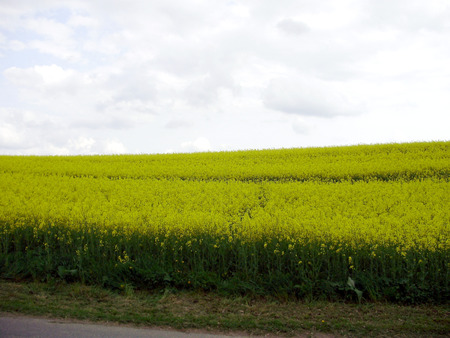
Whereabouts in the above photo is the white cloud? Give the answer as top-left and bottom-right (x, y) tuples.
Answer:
(0, 32), (26, 51)
(292, 117), (313, 134)
(0, 108), (130, 155)
(0, 0), (449, 155)
(26, 17), (81, 62)
(3, 64), (156, 127)
(4, 65), (80, 92)
(102, 139), (127, 154)
(68, 137), (127, 154)
(26, 17), (73, 42)
(181, 137), (212, 152)
(33, 64), (76, 85)
(4, 67), (42, 87)
(67, 14), (99, 28)
(68, 136), (95, 153)
(0, 123), (24, 149)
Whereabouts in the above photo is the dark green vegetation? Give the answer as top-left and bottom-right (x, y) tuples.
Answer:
(1, 281), (448, 337)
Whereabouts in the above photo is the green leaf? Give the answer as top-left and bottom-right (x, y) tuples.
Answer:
(347, 277), (363, 303)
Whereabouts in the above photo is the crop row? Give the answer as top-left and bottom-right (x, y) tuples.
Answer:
(1, 142), (448, 182)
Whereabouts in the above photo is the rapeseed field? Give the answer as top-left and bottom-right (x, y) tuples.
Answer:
(0, 142), (448, 303)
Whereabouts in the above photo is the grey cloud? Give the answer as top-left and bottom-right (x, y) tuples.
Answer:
(4, 65), (87, 98)
(264, 77), (363, 118)
(106, 67), (158, 105)
(96, 99), (157, 118)
(0, 108), (128, 155)
(277, 19), (309, 36)
(165, 120), (192, 129)
(183, 71), (238, 107)
(91, 0), (234, 37)
(0, 108), (55, 129)
(3, 67), (43, 87)
(71, 118), (135, 130)
(292, 117), (312, 134)
(0, 108), (63, 153)
(90, 68), (159, 123)
(4, 64), (156, 126)
(363, 0), (450, 32)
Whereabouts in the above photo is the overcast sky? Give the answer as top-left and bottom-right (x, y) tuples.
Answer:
(1, 0), (449, 155)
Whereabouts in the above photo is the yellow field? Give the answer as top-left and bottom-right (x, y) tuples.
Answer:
(0, 141), (448, 303)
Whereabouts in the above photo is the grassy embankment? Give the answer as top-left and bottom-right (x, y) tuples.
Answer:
(1, 280), (449, 337)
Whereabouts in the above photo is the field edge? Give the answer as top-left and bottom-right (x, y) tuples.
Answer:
(1, 280), (448, 337)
